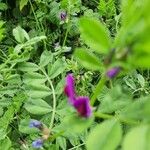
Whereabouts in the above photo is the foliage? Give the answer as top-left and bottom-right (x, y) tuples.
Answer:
(0, 0), (150, 149)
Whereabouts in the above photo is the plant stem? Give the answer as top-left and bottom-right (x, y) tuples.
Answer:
(90, 74), (106, 106)
(28, 0), (41, 32)
(94, 112), (139, 125)
(94, 112), (113, 119)
(62, 0), (71, 47)
(68, 143), (85, 150)
(62, 24), (69, 47)
(40, 68), (56, 130)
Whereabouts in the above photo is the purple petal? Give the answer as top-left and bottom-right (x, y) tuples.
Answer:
(60, 11), (67, 21)
(106, 67), (120, 78)
(29, 120), (43, 130)
(73, 97), (92, 118)
(64, 74), (76, 104)
(32, 139), (43, 148)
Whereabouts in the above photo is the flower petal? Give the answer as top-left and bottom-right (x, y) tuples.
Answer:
(73, 96), (92, 118)
(32, 139), (43, 148)
(64, 74), (76, 104)
(106, 67), (120, 78)
(29, 120), (43, 130)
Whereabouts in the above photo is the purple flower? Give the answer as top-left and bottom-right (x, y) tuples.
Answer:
(64, 74), (76, 104)
(29, 120), (43, 130)
(73, 97), (92, 118)
(32, 139), (43, 149)
(64, 74), (92, 118)
(60, 11), (67, 21)
(106, 67), (120, 78)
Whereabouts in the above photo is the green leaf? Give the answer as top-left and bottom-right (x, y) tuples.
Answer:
(23, 72), (46, 84)
(25, 83), (51, 98)
(13, 26), (29, 43)
(5, 74), (21, 84)
(123, 125), (150, 150)
(20, 0), (29, 10)
(19, 119), (40, 134)
(98, 86), (132, 113)
(18, 62), (39, 72)
(0, 138), (11, 150)
(130, 54), (150, 68)
(80, 17), (111, 53)
(137, 74), (145, 88)
(86, 119), (122, 150)
(61, 115), (94, 133)
(39, 50), (53, 67)
(24, 98), (52, 115)
(0, 107), (3, 116)
(56, 137), (67, 150)
(49, 58), (66, 79)
(74, 48), (102, 71)
(119, 96), (150, 121)
(0, 3), (8, 11)
(14, 36), (46, 53)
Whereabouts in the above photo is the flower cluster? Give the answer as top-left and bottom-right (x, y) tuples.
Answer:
(106, 67), (120, 79)
(64, 74), (92, 118)
(60, 11), (67, 21)
(29, 120), (50, 149)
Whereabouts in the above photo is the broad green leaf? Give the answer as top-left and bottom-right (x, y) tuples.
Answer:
(98, 86), (132, 113)
(0, 138), (11, 150)
(14, 36), (46, 53)
(61, 115), (94, 133)
(0, 107), (3, 116)
(74, 48), (102, 71)
(25, 36), (46, 46)
(0, 98), (11, 107)
(18, 62), (39, 72)
(56, 137), (67, 150)
(80, 17), (111, 53)
(20, 0), (29, 11)
(49, 58), (66, 79)
(39, 50), (53, 67)
(19, 119), (40, 134)
(119, 96), (150, 121)
(5, 74), (21, 84)
(24, 98), (52, 115)
(23, 72), (46, 84)
(130, 54), (150, 68)
(123, 125), (150, 150)
(0, 129), (6, 140)
(13, 26), (29, 43)
(137, 74), (145, 88)
(25, 83), (51, 98)
(86, 119), (122, 150)
(0, 3), (8, 11)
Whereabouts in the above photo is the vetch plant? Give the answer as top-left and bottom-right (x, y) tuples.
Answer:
(64, 74), (92, 118)
(29, 119), (50, 148)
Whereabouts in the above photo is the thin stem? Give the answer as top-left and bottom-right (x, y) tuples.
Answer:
(68, 143), (85, 150)
(62, 24), (69, 47)
(94, 112), (139, 125)
(94, 112), (113, 119)
(90, 74), (106, 106)
(39, 68), (56, 129)
(28, 0), (41, 32)
(48, 131), (64, 142)
(62, 0), (71, 47)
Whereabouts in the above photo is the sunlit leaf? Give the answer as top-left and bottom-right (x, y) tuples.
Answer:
(86, 119), (122, 150)
(123, 125), (150, 150)
(24, 98), (52, 115)
(80, 17), (111, 53)
(74, 48), (102, 71)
